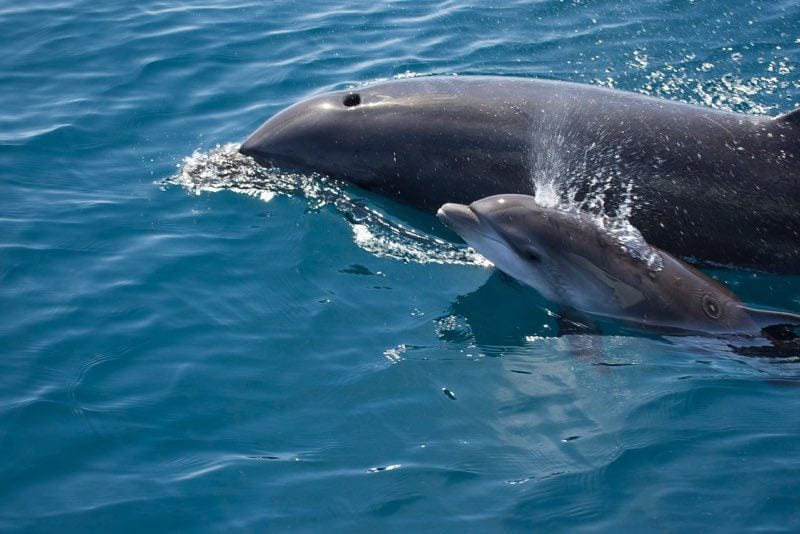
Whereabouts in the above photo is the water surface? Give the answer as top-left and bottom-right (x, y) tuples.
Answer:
(1, 0), (799, 530)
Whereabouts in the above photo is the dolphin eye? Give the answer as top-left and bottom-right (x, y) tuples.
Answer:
(522, 246), (541, 262)
(343, 93), (361, 107)
(702, 294), (722, 319)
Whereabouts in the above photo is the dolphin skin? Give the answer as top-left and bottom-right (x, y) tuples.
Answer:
(436, 194), (800, 336)
(240, 76), (800, 273)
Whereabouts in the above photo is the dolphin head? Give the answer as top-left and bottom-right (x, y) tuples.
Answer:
(239, 78), (532, 210)
(240, 88), (382, 182)
(436, 195), (563, 304)
(438, 194), (800, 334)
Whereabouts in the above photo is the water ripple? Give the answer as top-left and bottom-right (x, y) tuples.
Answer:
(2, 0), (800, 530)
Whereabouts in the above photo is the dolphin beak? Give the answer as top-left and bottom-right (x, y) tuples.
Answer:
(239, 95), (329, 167)
(239, 126), (271, 163)
(239, 134), (259, 159)
(239, 109), (294, 165)
(437, 203), (480, 232)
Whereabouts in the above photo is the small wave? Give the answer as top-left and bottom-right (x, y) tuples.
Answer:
(162, 143), (491, 267)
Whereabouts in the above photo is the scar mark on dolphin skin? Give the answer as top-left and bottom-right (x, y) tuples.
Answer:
(703, 112), (738, 139)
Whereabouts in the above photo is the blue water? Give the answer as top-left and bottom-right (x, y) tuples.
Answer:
(2, 0), (800, 530)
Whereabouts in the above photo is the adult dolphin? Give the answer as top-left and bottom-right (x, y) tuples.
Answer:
(239, 76), (800, 273)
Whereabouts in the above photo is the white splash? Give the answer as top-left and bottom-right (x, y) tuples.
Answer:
(383, 344), (406, 364)
(533, 176), (561, 209)
(163, 144), (490, 267)
(524, 109), (661, 271)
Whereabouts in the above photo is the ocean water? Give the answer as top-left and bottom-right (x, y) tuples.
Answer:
(2, 0), (800, 530)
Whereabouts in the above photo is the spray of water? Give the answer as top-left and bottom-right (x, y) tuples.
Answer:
(163, 143), (491, 267)
(526, 107), (663, 272)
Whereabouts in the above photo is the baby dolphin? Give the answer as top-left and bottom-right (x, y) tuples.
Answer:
(437, 194), (800, 335)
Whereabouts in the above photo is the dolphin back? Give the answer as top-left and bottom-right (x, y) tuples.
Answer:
(776, 106), (800, 127)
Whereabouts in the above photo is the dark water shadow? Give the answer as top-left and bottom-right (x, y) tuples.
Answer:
(440, 271), (556, 347)
(437, 271), (800, 367)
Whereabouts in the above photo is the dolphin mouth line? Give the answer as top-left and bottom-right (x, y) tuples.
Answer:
(438, 206), (517, 252)
(464, 226), (510, 250)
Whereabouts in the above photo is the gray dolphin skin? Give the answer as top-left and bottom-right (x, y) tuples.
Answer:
(436, 194), (800, 335)
(239, 76), (800, 273)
